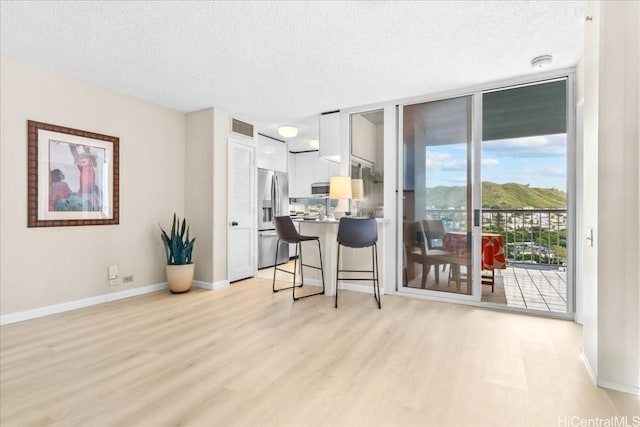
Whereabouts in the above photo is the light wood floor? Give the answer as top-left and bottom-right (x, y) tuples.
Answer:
(1, 277), (638, 426)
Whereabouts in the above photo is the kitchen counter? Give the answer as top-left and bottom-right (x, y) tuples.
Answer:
(293, 218), (388, 297)
(292, 217), (387, 224)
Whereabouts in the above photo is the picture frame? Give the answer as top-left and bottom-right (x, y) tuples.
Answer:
(27, 120), (119, 227)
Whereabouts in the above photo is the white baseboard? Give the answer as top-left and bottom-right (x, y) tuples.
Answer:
(300, 279), (385, 295)
(340, 282), (385, 295)
(597, 378), (640, 396)
(0, 279), (235, 326)
(581, 351), (639, 396)
(580, 351), (597, 384)
(193, 280), (229, 290)
(300, 278), (323, 287)
(0, 283), (168, 326)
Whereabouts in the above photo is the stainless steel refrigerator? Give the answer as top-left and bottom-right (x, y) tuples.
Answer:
(257, 168), (290, 269)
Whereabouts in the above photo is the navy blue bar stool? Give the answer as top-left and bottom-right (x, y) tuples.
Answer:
(273, 216), (325, 301)
(335, 217), (381, 309)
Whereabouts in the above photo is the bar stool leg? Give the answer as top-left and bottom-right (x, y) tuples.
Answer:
(293, 239), (326, 301)
(294, 242), (302, 300)
(374, 242), (381, 309)
(334, 244), (341, 308)
(272, 239), (280, 293)
(317, 239), (326, 295)
(292, 242), (298, 290)
(273, 239), (303, 293)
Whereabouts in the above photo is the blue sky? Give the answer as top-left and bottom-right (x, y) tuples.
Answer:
(425, 134), (567, 192)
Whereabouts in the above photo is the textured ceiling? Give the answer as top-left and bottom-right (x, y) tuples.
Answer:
(0, 0), (588, 150)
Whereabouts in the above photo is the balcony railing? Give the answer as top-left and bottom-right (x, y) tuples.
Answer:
(425, 208), (567, 266)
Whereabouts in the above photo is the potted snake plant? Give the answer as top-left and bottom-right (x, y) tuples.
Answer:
(160, 213), (196, 293)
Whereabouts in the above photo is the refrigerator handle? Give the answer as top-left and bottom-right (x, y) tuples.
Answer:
(275, 175), (280, 216)
(271, 175), (276, 217)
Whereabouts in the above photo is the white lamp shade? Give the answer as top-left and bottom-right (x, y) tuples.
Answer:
(329, 176), (352, 200)
(277, 125), (298, 138)
(351, 179), (364, 200)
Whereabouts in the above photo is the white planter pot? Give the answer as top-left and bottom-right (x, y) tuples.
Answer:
(166, 264), (195, 294)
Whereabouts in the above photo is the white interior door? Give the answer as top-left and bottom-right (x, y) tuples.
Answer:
(228, 139), (255, 282)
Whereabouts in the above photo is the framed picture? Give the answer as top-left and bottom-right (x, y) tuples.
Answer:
(27, 120), (119, 227)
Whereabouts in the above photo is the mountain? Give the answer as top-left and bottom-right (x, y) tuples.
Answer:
(424, 182), (566, 209)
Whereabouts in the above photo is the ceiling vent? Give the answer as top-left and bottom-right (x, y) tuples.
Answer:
(231, 118), (255, 138)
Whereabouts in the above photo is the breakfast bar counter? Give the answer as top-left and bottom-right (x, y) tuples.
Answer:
(293, 218), (387, 296)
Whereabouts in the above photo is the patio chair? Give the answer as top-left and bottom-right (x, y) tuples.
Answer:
(420, 220), (471, 292)
(422, 219), (452, 274)
(403, 221), (445, 288)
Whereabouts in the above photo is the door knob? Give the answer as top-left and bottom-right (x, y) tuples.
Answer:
(231, 221), (238, 226)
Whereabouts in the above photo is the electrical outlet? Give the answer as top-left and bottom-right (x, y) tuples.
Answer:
(109, 277), (122, 286)
(108, 264), (119, 280)
(122, 275), (134, 283)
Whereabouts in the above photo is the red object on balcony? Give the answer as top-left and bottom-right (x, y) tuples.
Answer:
(443, 232), (507, 271)
(481, 233), (507, 270)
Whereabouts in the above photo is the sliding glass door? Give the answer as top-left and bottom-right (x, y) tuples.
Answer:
(399, 77), (571, 314)
(480, 79), (569, 313)
(401, 95), (476, 297)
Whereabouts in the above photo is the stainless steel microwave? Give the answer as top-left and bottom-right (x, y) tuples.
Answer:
(310, 182), (330, 197)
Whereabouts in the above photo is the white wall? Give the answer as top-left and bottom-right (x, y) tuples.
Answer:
(184, 107), (254, 285)
(582, 0), (640, 395)
(595, 0), (639, 394)
(581, 0), (601, 380)
(0, 56), (185, 315)
(213, 109), (231, 283)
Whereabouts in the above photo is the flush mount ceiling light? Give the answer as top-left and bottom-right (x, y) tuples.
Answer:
(277, 125), (298, 138)
(309, 139), (319, 149)
(531, 55), (553, 69)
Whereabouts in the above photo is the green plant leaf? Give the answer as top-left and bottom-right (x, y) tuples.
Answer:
(160, 214), (195, 265)
(170, 213), (177, 238)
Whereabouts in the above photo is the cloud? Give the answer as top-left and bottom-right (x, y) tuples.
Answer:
(513, 166), (566, 177)
(483, 134), (565, 158)
(425, 150), (500, 172)
(425, 150), (466, 171)
(538, 166), (566, 177)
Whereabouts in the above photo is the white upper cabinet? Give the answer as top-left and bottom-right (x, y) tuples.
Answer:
(319, 111), (341, 163)
(287, 150), (296, 194)
(257, 134), (287, 172)
(351, 114), (376, 163)
(289, 151), (341, 198)
(314, 154), (330, 183)
(316, 156), (340, 182)
(292, 151), (315, 197)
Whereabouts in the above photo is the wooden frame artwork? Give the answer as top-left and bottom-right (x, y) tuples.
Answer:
(27, 120), (119, 227)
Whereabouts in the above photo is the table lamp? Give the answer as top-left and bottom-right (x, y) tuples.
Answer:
(350, 178), (364, 217)
(329, 176), (352, 220)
